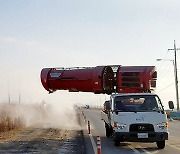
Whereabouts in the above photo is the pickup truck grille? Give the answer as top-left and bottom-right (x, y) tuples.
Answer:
(130, 124), (154, 132)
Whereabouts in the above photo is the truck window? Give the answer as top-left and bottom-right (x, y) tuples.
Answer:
(140, 97), (158, 109)
(114, 95), (163, 112)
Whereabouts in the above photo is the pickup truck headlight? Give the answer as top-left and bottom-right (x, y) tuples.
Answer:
(114, 122), (126, 130)
(157, 122), (168, 129)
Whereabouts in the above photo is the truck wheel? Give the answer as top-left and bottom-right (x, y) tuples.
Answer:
(114, 135), (120, 146)
(105, 123), (111, 137)
(156, 140), (165, 149)
(105, 126), (111, 137)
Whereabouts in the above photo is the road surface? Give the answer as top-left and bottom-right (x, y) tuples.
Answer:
(81, 108), (180, 154)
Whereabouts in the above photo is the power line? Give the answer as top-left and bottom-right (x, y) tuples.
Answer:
(156, 51), (174, 79)
(157, 64), (174, 79)
(156, 82), (174, 93)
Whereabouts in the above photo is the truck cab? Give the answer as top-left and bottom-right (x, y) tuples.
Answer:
(101, 93), (168, 149)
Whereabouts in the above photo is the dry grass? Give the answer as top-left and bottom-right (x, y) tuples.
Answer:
(0, 116), (24, 133)
(0, 103), (25, 134)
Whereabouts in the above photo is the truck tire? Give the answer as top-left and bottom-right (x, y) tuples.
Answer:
(113, 135), (120, 146)
(105, 123), (111, 137)
(105, 126), (111, 137)
(156, 140), (165, 149)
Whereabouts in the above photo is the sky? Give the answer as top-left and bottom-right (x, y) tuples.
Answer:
(1, 0), (180, 109)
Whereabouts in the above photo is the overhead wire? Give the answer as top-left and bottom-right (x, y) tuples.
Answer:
(156, 50), (176, 93)
(157, 63), (174, 79)
(156, 50), (174, 78)
(156, 82), (174, 93)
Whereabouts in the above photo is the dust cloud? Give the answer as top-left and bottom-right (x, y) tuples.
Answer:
(0, 69), (106, 130)
(0, 100), (81, 130)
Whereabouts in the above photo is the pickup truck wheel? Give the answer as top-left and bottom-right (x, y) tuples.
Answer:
(156, 140), (165, 149)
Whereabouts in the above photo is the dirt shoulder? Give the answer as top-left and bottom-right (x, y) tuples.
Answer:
(0, 127), (85, 153)
(0, 104), (85, 153)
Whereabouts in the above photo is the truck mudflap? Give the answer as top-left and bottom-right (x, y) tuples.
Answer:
(114, 132), (168, 142)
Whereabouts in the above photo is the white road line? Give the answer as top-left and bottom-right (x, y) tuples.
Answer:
(89, 134), (97, 154)
(128, 145), (140, 153)
(167, 143), (180, 151)
(136, 146), (157, 154)
(169, 135), (180, 140)
(151, 151), (159, 154)
(168, 135), (180, 151)
(129, 145), (159, 154)
(140, 148), (151, 154)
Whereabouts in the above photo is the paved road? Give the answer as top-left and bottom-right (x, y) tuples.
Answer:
(81, 109), (180, 154)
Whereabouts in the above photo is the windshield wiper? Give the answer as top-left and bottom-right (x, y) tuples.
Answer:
(151, 108), (163, 113)
(139, 107), (162, 112)
(139, 108), (149, 111)
(115, 109), (137, 113)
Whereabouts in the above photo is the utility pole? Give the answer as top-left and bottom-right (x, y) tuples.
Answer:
(19, 93), (21, 104)
(8, 92), (10, 104)
(168, 40), (180, 110)
(8, 79), (10, 104)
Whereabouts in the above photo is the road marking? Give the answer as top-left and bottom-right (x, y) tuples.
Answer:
(167, 135), (180, 151)
(151, 151), (159, 154)
(169, 135), (180, 140)
(128, 145), (140, 153)
(129, 145), (159, 154)
(167, 143), (180, 151)
(89, 134), (97, 154)
(140, 148), (151, 154)
(136, 146), (158, 154)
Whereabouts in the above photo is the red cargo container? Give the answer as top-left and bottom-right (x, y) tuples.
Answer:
(41, 66), (114, 94)
(41, 65), (157, 94)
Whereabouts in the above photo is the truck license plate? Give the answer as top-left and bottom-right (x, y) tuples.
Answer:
(137, 133), (148, 138)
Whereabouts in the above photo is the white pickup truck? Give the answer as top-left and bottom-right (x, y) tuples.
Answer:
(101, 93), (169, 149)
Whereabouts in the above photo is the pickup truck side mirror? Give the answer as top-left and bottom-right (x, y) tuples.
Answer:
(168, 101), (174, 110)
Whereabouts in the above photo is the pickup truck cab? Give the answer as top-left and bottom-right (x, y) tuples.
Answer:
(101, 93), (168, 149)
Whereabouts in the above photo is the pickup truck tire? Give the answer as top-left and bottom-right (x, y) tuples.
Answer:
(156, 140), (165, 149)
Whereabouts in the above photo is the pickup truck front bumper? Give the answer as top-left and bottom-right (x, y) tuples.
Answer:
(114, 132), (168, 142)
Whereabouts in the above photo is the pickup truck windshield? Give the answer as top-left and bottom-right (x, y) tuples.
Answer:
(114, 95), (163, 112)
